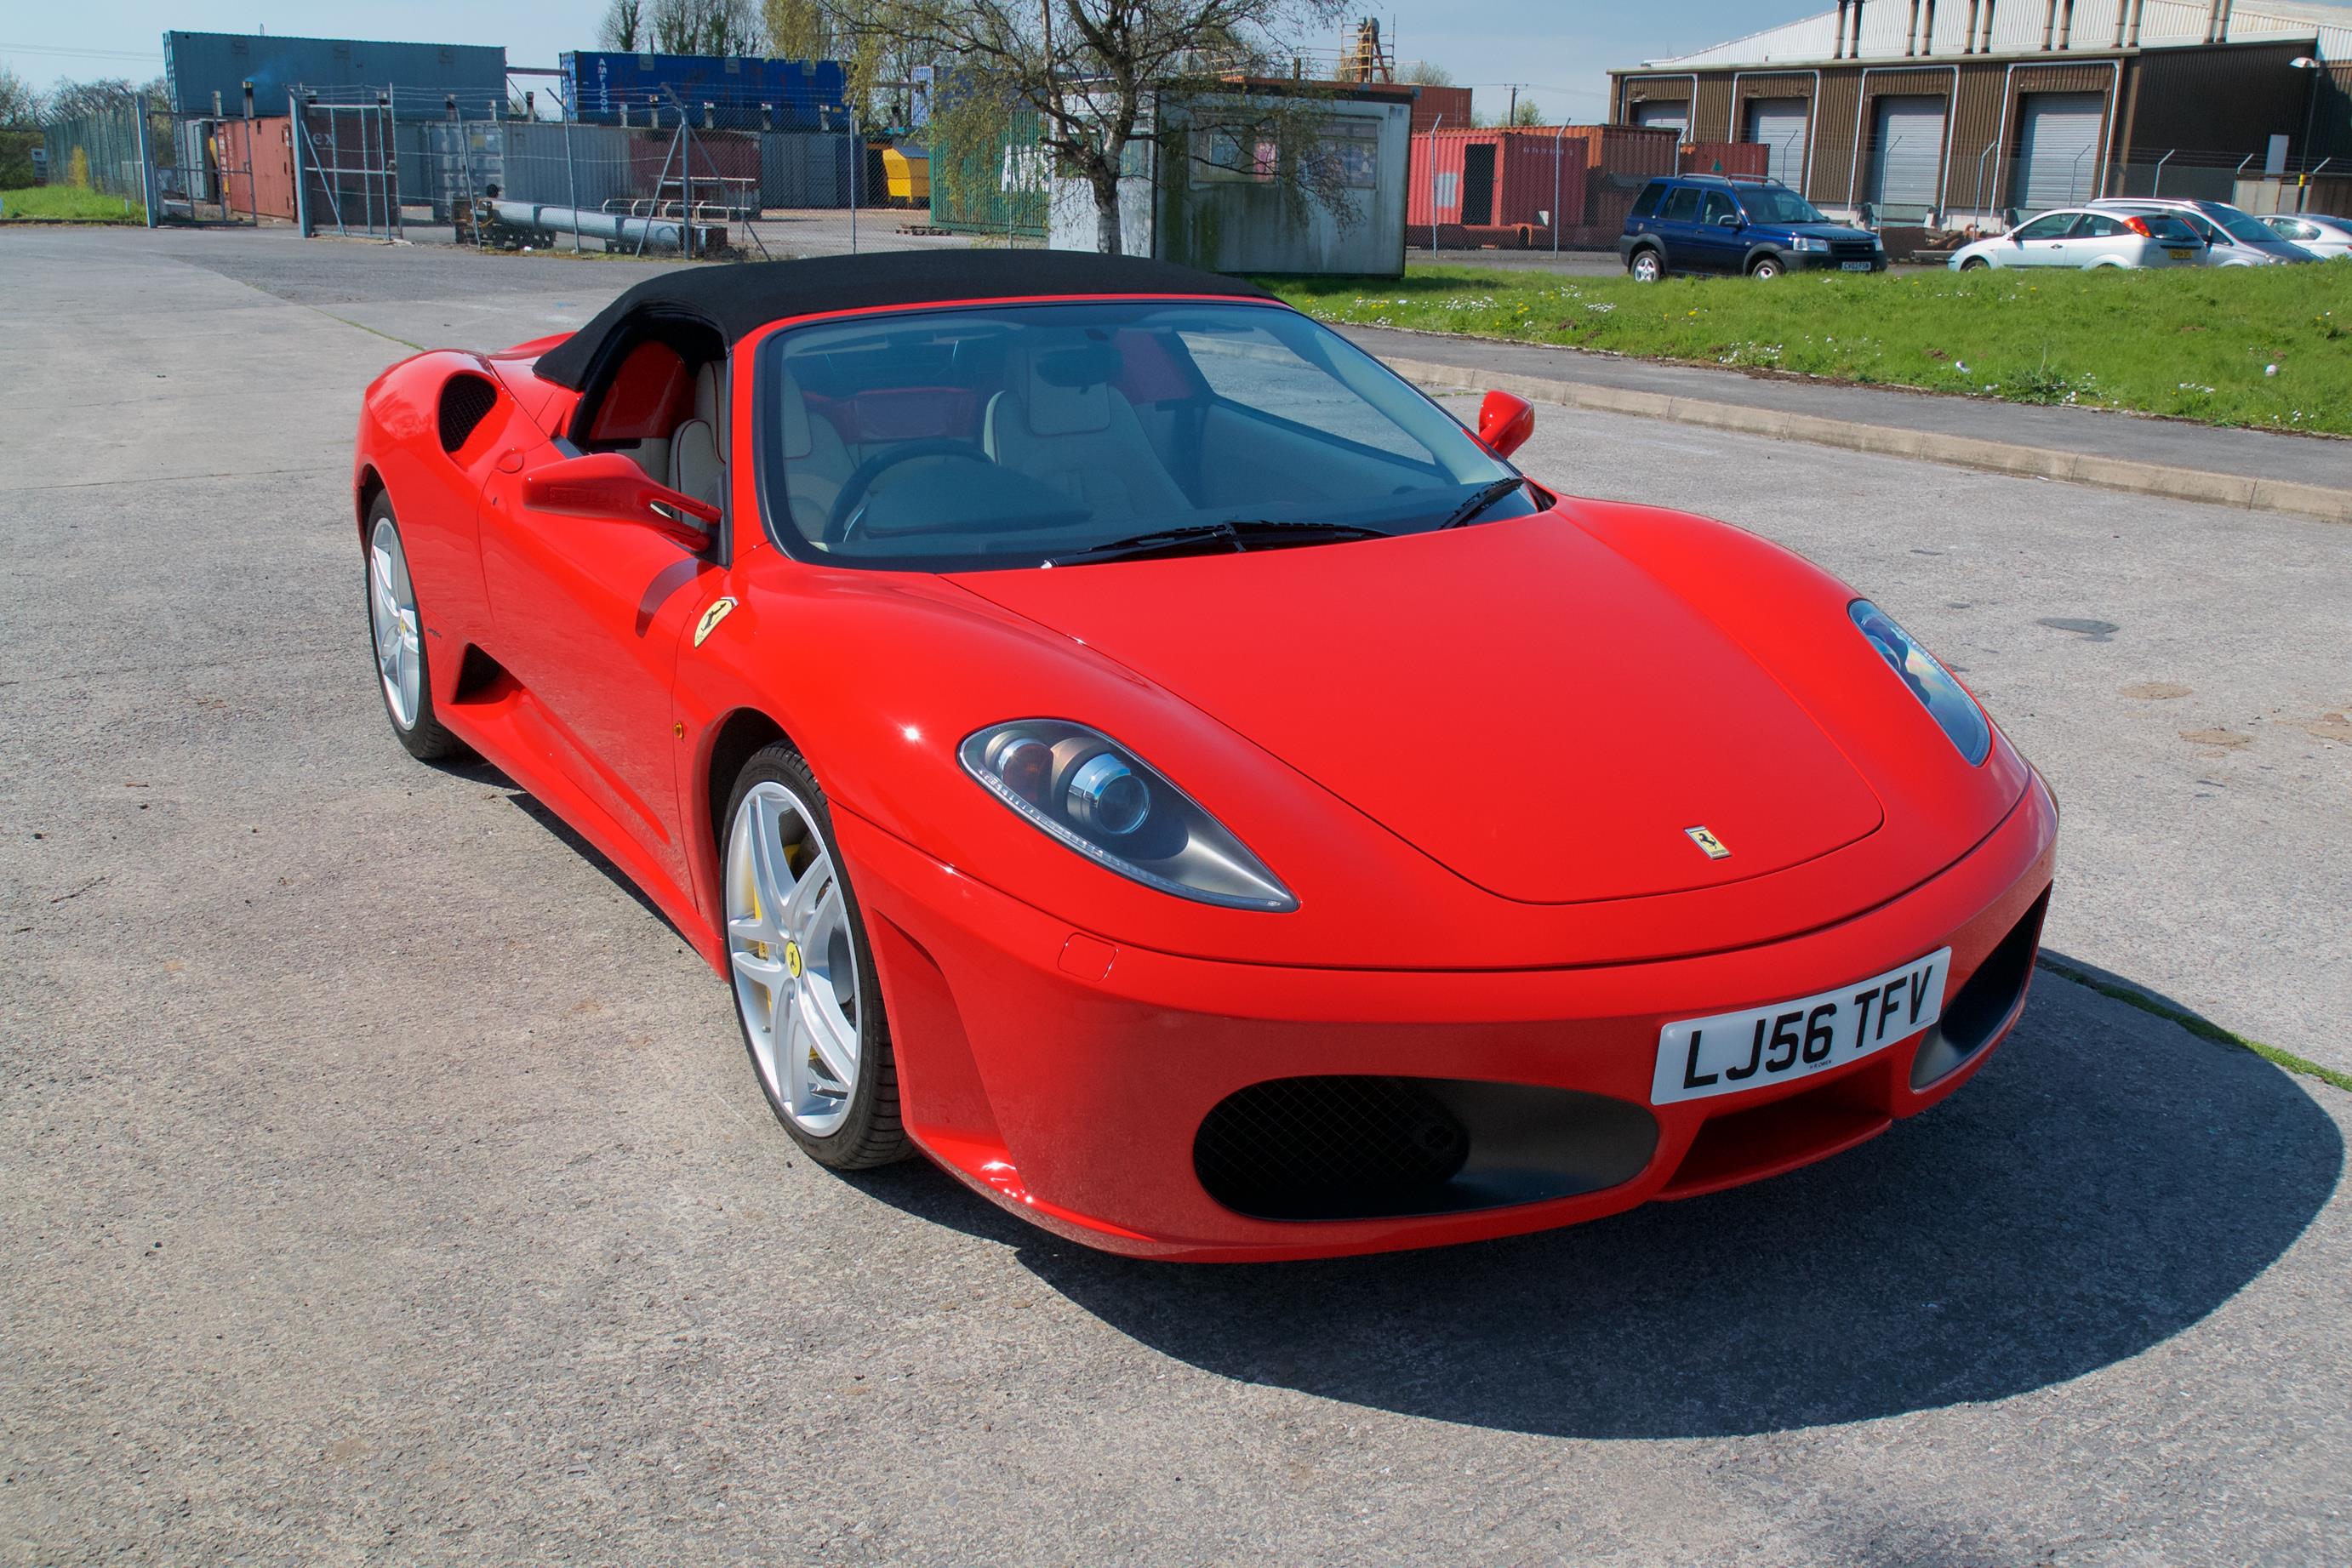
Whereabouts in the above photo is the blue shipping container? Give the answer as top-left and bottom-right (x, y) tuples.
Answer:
(562, 53), (848, 130)
(163, 31), (508, 119)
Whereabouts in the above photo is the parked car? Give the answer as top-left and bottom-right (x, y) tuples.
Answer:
(1947, 207), (2206, 271)
(1621, 175), (1887, 281)
(2087, 198), (2317, 265)
(350, 250), (2054, 1260)
(2258, 212), (2352, 259)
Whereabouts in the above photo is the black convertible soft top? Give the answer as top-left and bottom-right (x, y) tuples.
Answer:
(531, 249), (1275, 389)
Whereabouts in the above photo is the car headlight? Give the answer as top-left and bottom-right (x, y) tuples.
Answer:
(960, 720), (1296, 911)
(1850, 602), (1991, 765)
(1792, 236), (1824, 253)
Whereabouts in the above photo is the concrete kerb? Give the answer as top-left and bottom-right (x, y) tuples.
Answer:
(1389, 356), (2352, 527)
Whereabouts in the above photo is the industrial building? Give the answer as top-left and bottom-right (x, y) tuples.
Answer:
(1608, 0), (2352, 221)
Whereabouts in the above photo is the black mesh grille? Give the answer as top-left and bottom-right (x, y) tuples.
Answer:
(1195, 1076), (1470, 1222)
(437, 374), (499, 453)
(1829, 238), (1877, 261)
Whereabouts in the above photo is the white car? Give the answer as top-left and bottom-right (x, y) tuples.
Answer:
(2260, 212), (2352, 259)
(2087, 198), (2317, 265)
(1949, 208), (2206, 271)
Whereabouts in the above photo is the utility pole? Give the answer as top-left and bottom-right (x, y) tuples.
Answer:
(1508, 85), (1517, 125)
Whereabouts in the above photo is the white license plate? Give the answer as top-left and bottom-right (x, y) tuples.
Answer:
(1651, 949), (1951, 1105)
(1840, 260), (1875, 271)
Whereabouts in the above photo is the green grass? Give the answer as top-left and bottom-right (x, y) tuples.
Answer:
(0, 185), (148, 223)
(1267, 262), (2352, 435)
(2036, 955), (2352, 1094)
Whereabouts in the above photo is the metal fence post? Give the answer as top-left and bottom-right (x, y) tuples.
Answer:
(243, 79), (258, 228)
(1428, 117), (1443, 254)
(562, 109), (583, 254)
(851, 108), (860, 254)
(386, 85), (402, 237)
(2151, 148), (2173, 196)
(1551, 122), (1563, 254)
(133, 90), (159, 227)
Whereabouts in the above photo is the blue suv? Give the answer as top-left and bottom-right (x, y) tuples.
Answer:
(1620, 176), (1887, 281)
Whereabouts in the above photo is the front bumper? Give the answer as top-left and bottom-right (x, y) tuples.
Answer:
(837, 777), (2058, 1262)
(1785, 249), (1887, 271)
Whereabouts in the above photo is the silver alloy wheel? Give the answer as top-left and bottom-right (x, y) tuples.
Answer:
(368, 518), (422, 730)
(1753, 256), (1782, 278)
(1632, 251), (1662, 282)
(726, 780), (862, 1136)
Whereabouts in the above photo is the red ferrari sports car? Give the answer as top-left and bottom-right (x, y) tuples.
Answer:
(351, 251), (2055, 1261)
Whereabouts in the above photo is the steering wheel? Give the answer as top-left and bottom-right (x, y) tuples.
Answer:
(828, 439), (988, 541)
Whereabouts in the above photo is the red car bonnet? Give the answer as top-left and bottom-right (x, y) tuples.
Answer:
(948, 508), (1886, 906)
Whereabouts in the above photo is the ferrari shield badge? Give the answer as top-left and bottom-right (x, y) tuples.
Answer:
(693, 597), (738, 648)
(1685, 825), (1731, 861)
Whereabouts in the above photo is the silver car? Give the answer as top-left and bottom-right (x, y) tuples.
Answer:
(2260, 212), (2352, 259)
(2088, 198), (2317, 265)
(1949, 207), (2206, 271)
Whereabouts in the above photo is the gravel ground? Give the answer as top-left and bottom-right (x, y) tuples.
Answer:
(2, 225), (2346, 1567)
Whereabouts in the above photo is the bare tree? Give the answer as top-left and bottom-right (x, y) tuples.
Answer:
(0, 65), (43, 125)
(600, 0), (648, 49)
(1397, 60), (1451, 87)
(41, 76), (162, 122)
(650, 0), (762, 54)
(831, 0), (1349, 254)
(764, 0), (836, 57)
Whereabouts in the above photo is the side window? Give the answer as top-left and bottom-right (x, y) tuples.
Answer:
(1630, 181), (1665, 220)
(2014, 214), (2075, 241)
(1700, 191), (1738, 227)
(2277, 219), (2315, 240)
(1662, 186), (1702, 224)
(2080, 214), (2123, 237)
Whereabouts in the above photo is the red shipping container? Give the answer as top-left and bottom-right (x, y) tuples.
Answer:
(1410, 84), (1474, 134)
(1407, 128), (1588, 232)
(1680, 141), (1770, 179)
(214, 117), (297, 220)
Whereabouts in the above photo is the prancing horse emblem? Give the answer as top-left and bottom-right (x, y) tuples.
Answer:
(693, 596), (738, 648)
(1685, 825), (1731, 860)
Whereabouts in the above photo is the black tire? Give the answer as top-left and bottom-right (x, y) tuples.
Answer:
(1628, 248), (1664, 283)
(724, 742), (908, 1170)
(1750, 254), (1784, 279)
(363, 494), (469, 762)
(1960, 256), (1990, 271)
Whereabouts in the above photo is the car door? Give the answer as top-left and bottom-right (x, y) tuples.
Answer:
(2007, 212), (2080, 267)
(475, 340), (721, 888)
(1693, 190), (1746, 272)
(2070, 212), (2135, 265)
(1653, 185), (1704, 271)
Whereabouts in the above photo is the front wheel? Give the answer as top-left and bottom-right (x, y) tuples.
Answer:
(1629, 249), (1663, 283)
(364, 498), (467, 761)
(1960, 256), (1990, 271)
(1750, 254), (1784, 280)
(723, 743), (908, 1169)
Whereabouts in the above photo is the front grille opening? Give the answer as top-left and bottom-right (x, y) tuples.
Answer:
(437, 373), (500, 454)
(1662, 1075), (1889, 1200)
(1194, 1076), (1656, 1223)
(1911, 887), (2051, 1090)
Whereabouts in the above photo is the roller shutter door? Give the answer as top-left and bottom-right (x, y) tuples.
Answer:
(1869, 95), (1946, 214)
(1744, 99), (1810, 187)
(1633, 100), (1689, 137)
(2012, 92), (2106, 213)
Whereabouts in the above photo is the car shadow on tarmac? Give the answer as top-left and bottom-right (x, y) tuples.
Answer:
(848, 955), (2343, 1439)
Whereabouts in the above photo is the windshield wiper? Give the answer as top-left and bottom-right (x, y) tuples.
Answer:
(1436, 477), (1528, 530)
(1046, 517), (1389, 566)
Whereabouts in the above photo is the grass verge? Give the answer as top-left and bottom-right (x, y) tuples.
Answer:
(0, 185), (148, 223)
(1267, 262), (2352, 435)
(2036, 955), (2351, 1093)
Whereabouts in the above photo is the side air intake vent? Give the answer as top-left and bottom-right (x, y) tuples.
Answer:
(1195, 1075), (1657, 1223)
(437, 374), (499, 454)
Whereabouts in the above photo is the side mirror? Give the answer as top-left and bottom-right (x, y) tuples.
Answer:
(522, 451), (720, 549)
(1476, 390), (1535, 460)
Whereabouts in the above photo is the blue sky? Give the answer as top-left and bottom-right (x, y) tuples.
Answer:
(4, 2), (1778, 122)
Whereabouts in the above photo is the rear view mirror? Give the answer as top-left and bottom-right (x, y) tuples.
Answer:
(522, 451), (720, 548)
(1476, 391), (1535, 460)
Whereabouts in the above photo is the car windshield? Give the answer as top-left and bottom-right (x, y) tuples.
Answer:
(1738, 187), (1830, 225)
(2201, 204), (2280, 243)
(755, 300), (1526, 570)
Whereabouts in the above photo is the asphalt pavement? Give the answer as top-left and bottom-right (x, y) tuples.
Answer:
(3, 225), (2347, 1566)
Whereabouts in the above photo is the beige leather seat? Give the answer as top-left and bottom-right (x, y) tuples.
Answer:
(984, 346), (1191, 520)
(776, 369), (852, 541)
(668, 363), (727, 509)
